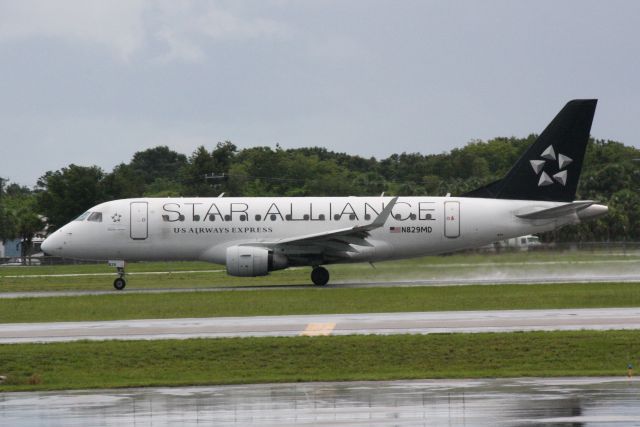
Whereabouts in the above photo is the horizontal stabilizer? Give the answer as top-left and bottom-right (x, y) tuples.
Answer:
(516, 201), (597, 220)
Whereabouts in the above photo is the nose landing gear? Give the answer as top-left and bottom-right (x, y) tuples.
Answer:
(113, 276), (126, 290)
(109, 260), (127, 290)
(311, 266), (329, 286)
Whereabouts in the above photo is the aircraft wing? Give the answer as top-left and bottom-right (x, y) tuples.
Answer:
(243, 197), (398, 257)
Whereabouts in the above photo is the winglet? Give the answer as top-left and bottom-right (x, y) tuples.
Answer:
(360, 196), (398, 231)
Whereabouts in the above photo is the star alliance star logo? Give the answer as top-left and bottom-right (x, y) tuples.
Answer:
(111, 213), (122, 223)
(530, 145), (572, 187)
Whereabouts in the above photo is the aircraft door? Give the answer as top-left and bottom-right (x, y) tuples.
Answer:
(444, 201), (460, 238)
(130, 202), (148, 240)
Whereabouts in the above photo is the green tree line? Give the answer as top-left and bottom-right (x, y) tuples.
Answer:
(1, 137), (639, 247)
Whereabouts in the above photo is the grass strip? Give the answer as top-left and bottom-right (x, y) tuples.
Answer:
(1, 330), (639, 391)
(1, 282), (640, 323)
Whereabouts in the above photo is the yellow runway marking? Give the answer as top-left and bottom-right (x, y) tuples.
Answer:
(300, 322), (336, 336)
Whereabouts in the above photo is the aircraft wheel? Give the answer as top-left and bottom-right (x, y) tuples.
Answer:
(113, 278), (126, 291)
(311, 267), (329, 286)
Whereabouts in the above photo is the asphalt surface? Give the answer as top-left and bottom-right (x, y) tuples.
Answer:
(1, 272), (640, 299)
(2, 307), (640, 343)
(2, 377), (639, 426)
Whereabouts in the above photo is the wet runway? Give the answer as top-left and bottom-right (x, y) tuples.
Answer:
(2, 377), (640, 426)
(1, 273), (640, 299)
(2, 307), (640, 343)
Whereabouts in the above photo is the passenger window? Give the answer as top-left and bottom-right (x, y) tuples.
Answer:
(74, 212), (90, 221)
(87, 212), (103, 222)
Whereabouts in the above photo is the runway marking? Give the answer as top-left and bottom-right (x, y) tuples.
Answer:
(300, 322), (336, 336)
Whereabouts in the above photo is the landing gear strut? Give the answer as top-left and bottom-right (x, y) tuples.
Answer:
(109, 260), (127, 290)
(311, 266), (330, 286)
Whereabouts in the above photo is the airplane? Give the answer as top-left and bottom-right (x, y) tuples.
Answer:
(41, 99), (607, 290)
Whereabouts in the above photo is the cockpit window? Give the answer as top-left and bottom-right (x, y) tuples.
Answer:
(87, 212), (103, 222)
(74, 212), (90, 221)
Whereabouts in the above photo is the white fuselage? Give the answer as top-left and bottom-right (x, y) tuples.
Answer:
(42, 196), (585, 265)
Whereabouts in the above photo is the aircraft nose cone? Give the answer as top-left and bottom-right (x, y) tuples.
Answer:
(40, 235), (53, 255)
(41, 232), (63, 256)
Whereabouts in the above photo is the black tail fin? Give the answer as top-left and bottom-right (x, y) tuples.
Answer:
(463, 99), (597, 202)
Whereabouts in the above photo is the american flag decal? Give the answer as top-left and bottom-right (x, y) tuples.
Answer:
(389, 227), (401, 233)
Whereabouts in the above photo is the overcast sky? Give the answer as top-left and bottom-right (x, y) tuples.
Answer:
(1, 0), (639, 187)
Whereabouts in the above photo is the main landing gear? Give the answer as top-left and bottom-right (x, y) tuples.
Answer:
(311, 266), (330, 286)
(109, 260), (127, 290)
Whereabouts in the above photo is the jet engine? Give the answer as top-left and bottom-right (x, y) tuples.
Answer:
(226, 246), (288, 277)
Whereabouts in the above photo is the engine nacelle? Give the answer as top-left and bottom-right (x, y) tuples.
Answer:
(226, 246), (288, 277)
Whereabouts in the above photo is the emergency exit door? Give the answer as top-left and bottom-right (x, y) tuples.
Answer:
(444, 201), (460, 238)
(130, 202), (148, 240)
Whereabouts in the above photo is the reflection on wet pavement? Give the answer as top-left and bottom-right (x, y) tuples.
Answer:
(1, 377), (640, 426)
